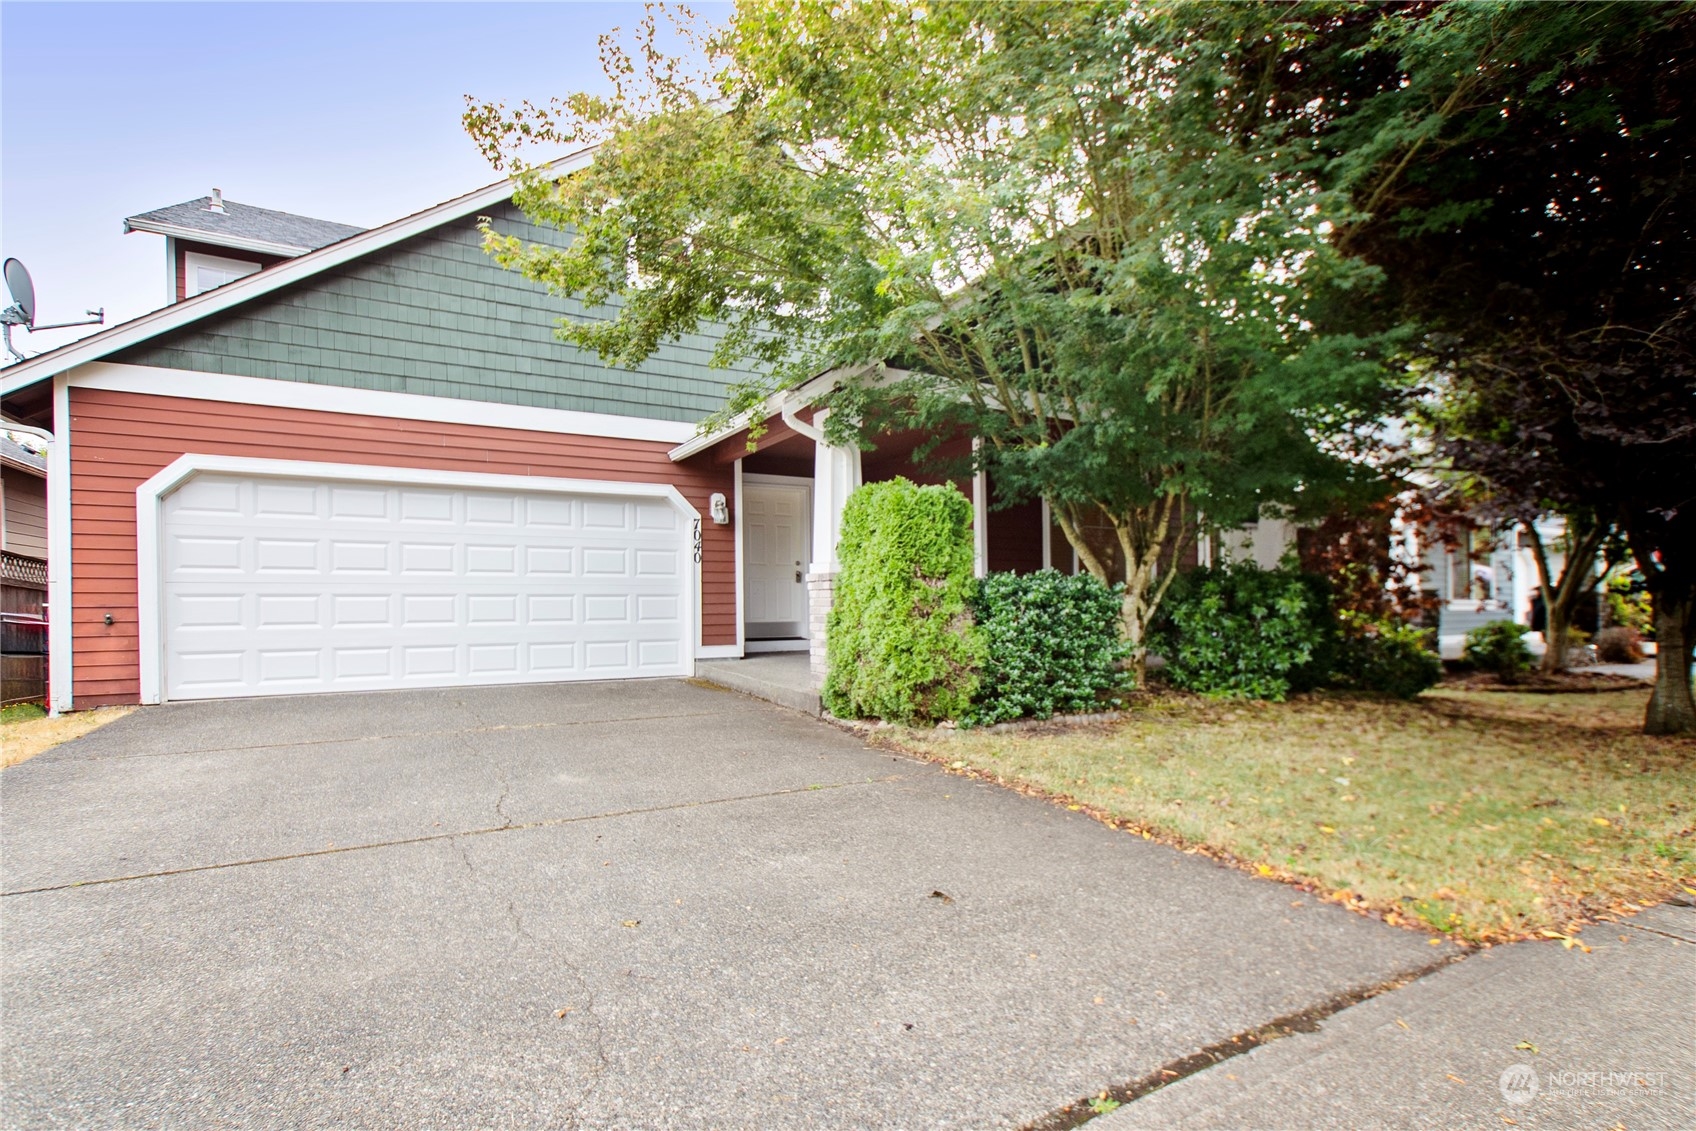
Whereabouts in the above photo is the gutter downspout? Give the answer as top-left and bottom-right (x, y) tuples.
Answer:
(780, 399), (826, 445)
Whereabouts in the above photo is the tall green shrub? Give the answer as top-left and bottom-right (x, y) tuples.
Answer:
(1154, 563), (1336, 700)
(823, 479), (985, 723)
(966, 570), (1131, 726)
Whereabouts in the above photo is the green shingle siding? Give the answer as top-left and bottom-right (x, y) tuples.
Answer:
(111, 202), (761, 424)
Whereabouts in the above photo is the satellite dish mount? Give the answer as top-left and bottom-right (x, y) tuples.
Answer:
(3, 258), (104, 362)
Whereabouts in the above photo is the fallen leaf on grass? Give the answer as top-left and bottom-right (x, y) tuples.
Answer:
(1515, 1041), (1539, 1053)
(555, 1008), (573, 1019)
(1447, 1073), (1467, 1084)
(929, 890), (954, 904)
(1395, 1019), (1410, 1030)
(1593, 818), (1612, 827)
(621, 920), (640, 928)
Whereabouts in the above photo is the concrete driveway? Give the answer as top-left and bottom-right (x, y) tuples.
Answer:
(2, 680), (1444, 1129)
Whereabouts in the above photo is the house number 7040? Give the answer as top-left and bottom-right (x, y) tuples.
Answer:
(692, 519), (703, 564)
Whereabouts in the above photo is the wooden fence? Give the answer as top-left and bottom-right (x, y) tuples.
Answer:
(2, 552), (48, 706)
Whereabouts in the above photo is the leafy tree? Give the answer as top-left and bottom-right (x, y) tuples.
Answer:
(1296, 1), (1696, 731)
(464, 0), (1398, 680)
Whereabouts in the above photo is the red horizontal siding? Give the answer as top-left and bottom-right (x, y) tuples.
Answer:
(68, 386), (735, 707)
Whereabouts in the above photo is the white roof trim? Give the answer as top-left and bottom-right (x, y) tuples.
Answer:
(1, 451), (47, 477)
(69, 361), (695, 444)
(666, 364), (905, 462)
(1, 147), (600, 398)
(122, 218), (313, 258)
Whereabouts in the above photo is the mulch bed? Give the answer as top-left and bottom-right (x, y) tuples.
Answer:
(1440, 669), (1650, 694)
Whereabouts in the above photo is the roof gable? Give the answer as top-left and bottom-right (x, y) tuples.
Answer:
(1, 150), (594, 397)
(108, 202), (759, 424)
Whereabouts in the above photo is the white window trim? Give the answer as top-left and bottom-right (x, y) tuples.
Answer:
(971, 438), (989, 578)
(70, 362), (695, 444)
(134, 454), (703, 705)
(182, 250), (263, 297)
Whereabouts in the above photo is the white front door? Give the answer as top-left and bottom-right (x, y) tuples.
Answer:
(743, 478), (810, 640)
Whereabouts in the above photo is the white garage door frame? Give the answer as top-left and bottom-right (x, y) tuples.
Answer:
(135, 453), (703, 705)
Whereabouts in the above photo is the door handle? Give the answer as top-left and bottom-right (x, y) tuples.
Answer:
(795, 569), (803, 583)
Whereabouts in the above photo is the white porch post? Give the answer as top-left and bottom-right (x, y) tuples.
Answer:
(1040, 497), (1053, 571)
(805, 407), (861, 684)
(971, 437), (988, 579)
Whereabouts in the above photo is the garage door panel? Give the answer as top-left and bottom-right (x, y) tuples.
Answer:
(161, 472), (690, 700)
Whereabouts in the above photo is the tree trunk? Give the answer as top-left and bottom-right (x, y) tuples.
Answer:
(1527, 517), (1604, 676)
(1542, 602), (1572, 676)
(1122, 587), (1149, 688)
(1644, 590), (1696, 735)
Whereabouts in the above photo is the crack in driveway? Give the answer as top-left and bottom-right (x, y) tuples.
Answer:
(452, 833), (610, 1124)
(1, 775), (906, 897)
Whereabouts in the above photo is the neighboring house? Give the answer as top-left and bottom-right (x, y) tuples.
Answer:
(123, 188), (365, 305)
(1, 434), (47, 562)
(2, 434), (49, 704)
(1417, 517), (1597, 660)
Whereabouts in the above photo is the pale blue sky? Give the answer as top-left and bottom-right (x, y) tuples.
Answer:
(0, 1), (729, 352)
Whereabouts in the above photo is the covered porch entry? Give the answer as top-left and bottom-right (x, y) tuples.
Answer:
(672, 400), (1064, 690)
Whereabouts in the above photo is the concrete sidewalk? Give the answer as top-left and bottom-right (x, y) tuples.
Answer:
(1104, 902), (1696, 1129)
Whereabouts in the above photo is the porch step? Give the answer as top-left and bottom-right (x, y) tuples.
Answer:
(696, 656), (822, 716)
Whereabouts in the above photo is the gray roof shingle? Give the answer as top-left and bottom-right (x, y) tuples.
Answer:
(124, 195), (366, 255)
(1, 434), (47, 474)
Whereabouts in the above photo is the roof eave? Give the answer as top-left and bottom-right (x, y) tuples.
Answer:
(666, 364), (898, 462)
(122, 218), (313, 257)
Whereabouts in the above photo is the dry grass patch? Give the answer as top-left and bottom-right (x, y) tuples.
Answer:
(888, 688), (1696, 944)
(2, 703), (134, 768)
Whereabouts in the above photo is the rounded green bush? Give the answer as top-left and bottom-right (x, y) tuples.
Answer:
(1335, 617), (1442, 699)
(823, 478), (985, 723)
(1154, 563), (1336, 700)
(965, 569), (1130, 726)
(1462, 620), (1532, 677)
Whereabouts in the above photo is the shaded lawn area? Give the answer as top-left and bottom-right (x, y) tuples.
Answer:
(887, 688), (1696, 944)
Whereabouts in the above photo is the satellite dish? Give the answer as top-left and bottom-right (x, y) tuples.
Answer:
(4, 259), (35, 327)
(1, 257), (103, 362)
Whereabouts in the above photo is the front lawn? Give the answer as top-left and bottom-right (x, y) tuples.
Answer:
(888, 688), (1696, 944)
(2, 703), (134, 768)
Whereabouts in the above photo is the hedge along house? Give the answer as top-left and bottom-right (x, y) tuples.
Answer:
(0, 151), (1084, 713)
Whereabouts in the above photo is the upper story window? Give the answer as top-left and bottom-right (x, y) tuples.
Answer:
(184, 251), (261, 296)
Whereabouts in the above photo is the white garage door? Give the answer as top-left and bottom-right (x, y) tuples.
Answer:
(159, 471), (691, 701)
